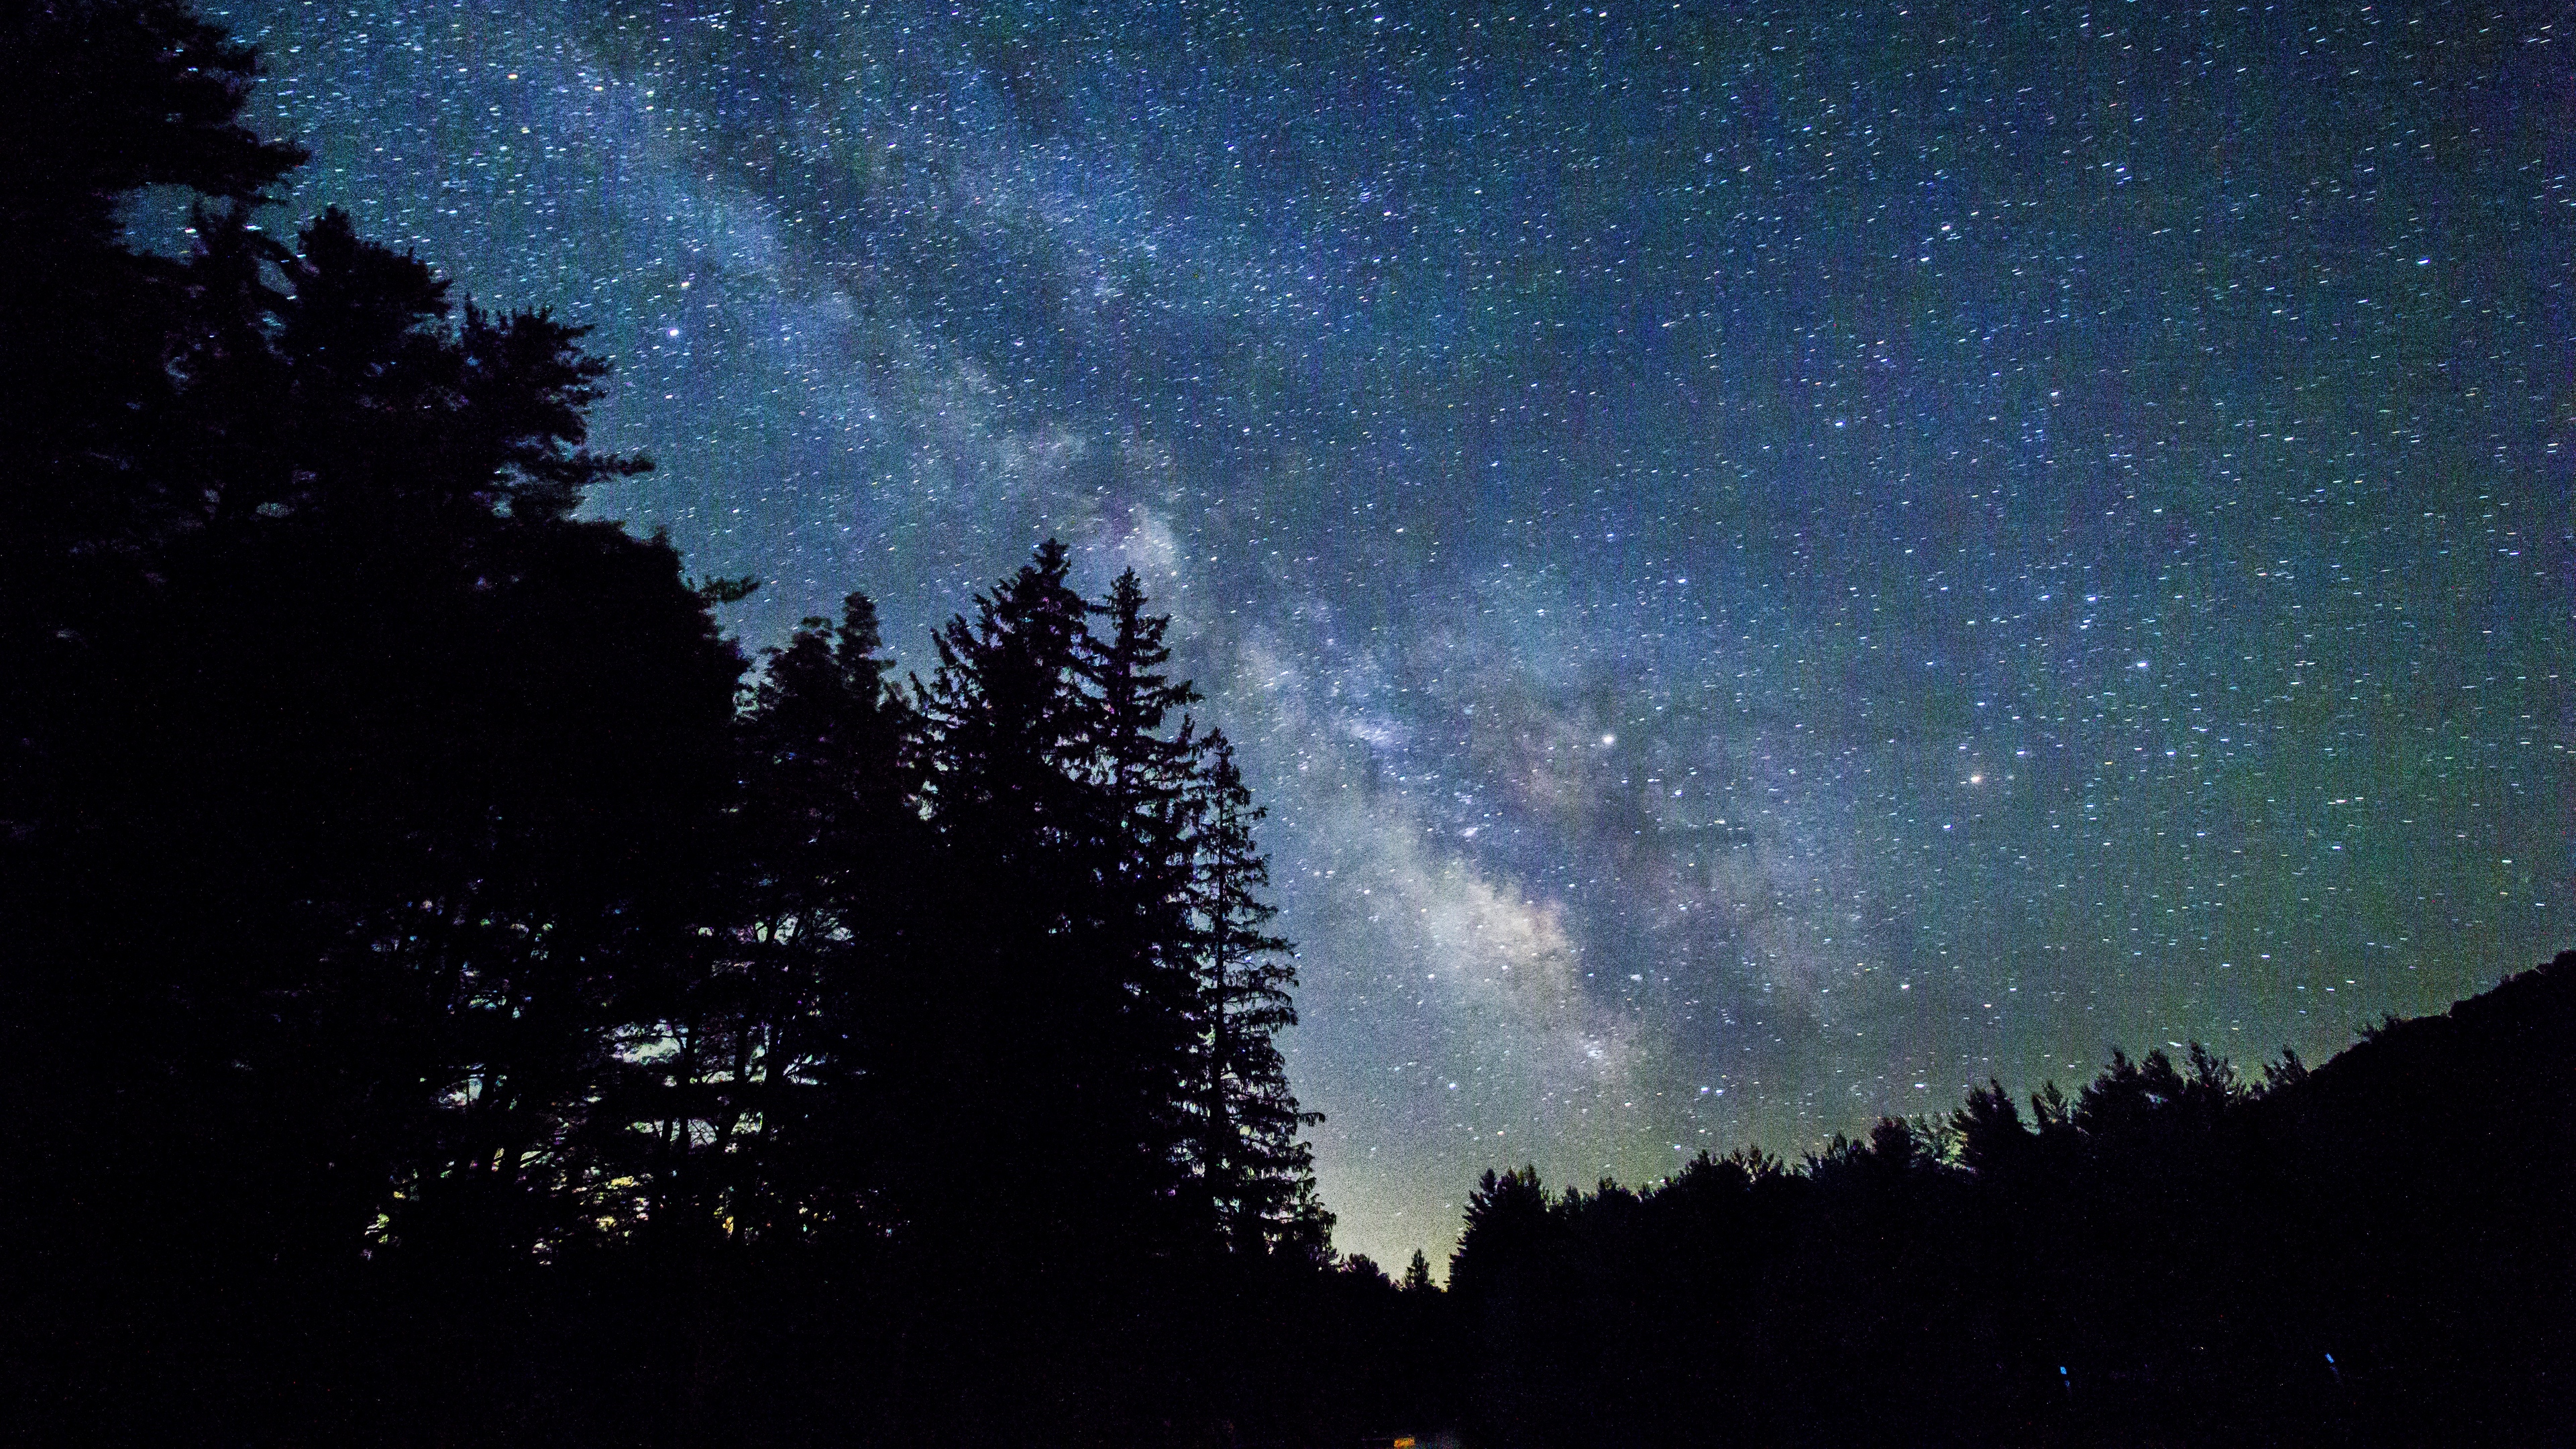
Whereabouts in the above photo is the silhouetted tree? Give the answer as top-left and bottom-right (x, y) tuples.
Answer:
(1183, 733), (1329, 1259)
(1077, 566), (1211, 1244)
(0, 8), (1368, 1443)
(1, 1), (737, 1279)
(908, 542), (1174, 1254)
(727, 591), (918, 1243)
(590, 592), (924, 1251)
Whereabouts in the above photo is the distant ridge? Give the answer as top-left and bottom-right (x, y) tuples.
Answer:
(2292, 949), (2575, 1123)
(1438, 950), (2576, 1448)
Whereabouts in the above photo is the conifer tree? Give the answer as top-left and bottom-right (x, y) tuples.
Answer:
(1, 10), (740, 1265)
(618, 592), (916, 1247)
(898, 546), (1332, 1260)
(1080, 568), (1211, 1232)
(1183, 733), (1329, 1258)
(910, 541), (1161, 1249)
(916, 539), (1095, 848)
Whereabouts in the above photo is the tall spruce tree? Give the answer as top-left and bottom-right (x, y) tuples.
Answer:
(911, 541), (1152, 1250)
(1182, 734), (1331, 1258)
(902, 545), (1327, 1261)
(1079, 568), (1210, 1240)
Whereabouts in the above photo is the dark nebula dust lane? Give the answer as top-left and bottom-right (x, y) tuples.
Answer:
(203, 0), (2571, 1268)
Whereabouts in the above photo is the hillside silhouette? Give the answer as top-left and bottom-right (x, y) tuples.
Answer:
(1442, 951), (2575, 1449)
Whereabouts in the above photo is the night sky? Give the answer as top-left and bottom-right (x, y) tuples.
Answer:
(198, 0), (2569, 1271)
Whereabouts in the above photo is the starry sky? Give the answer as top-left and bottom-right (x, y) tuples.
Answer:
(198, 0), (2569, 1271)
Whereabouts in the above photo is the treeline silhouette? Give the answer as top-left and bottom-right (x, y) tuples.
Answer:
(1443, 952), (2576, 1448)
(1, 3), (1440, 1444)
(6, 5), (2571, 1446)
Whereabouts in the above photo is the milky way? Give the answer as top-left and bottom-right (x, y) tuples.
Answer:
(199, 0), (2570, 1269)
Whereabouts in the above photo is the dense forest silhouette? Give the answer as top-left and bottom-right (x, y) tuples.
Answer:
(1442, 953), (2576, 1449)
(2, 5), (2568, 1445)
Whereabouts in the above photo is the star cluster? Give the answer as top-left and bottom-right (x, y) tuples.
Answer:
(203, 0), (2569, 1269)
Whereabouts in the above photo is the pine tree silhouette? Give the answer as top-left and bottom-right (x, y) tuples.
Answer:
(1184, 733), (1330, 1259)
(911, 542), (1163, 1254)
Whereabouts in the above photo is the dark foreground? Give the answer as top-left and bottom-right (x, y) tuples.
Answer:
(11, 952), (2571, 1447)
